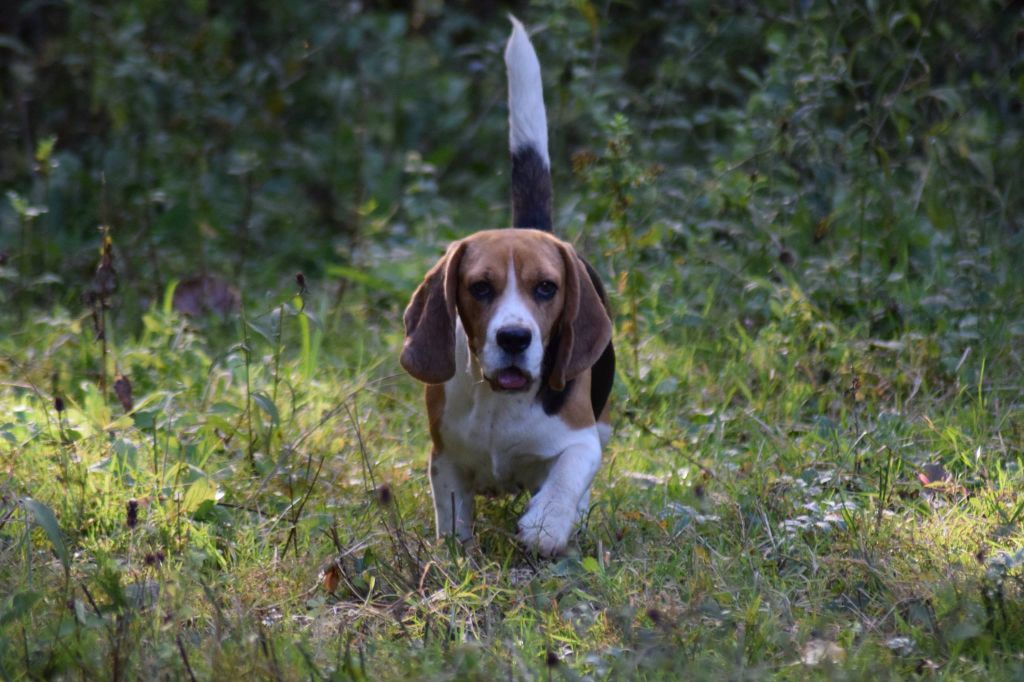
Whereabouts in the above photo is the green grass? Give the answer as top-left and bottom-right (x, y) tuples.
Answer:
(2, 1), (1023, 678)
(1, 265), (1021, 679)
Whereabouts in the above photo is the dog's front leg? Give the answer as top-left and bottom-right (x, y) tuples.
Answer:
(429, 453), (474, 543)
(517, 435), (601, 557)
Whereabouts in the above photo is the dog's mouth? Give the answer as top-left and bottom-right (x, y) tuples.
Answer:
(488, 367), (532, 392)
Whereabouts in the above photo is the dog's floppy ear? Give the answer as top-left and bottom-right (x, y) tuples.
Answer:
(401, 241), (467, 384)
(549, 243), (612, 391)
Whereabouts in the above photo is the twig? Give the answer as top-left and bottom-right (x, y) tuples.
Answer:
(176, 635), (197, 682)
(634, 419), (718, 480)
(239, 299), (257, 471)
(344, 402), (377, 492)
(282, 451), (327, 556)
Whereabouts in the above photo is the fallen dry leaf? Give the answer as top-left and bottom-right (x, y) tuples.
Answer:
(917, 462), (949, 486)
(918, 462), (967, 498)
(320, 561), (341, 594)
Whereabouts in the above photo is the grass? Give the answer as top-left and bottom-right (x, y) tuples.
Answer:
(0, 256), (1021, 679)
(2, 1), (1023, 678)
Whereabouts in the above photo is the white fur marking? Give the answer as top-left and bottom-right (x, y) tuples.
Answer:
(480, 257), (543, 381)
(505, 16), (550, 167)
(515, 439), (601, 556)
(433, 321), (604, 555)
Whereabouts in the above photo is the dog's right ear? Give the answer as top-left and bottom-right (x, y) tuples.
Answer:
(400, 241), (467, 384)
(548, 242), (612, 392)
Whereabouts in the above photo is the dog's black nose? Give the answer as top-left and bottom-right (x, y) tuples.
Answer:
(496, 327), (532, 354)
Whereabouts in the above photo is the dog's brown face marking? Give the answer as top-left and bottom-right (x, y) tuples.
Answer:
(402, 227), (612, 399)
(454, 229), (567, 356)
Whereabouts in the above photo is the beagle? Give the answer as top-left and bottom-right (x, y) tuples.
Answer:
(400, 18), (615, 556)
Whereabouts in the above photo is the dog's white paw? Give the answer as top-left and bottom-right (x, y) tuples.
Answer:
(516, 496), (575, 557)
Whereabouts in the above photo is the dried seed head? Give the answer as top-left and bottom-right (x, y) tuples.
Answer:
(114, 375), (133, 412)
(126, 499), (139, 529)
(144, 550), (166, 567)
(376, 483), (392, 506)
(54, 396), (65, 413)
(545, 650), (559, 668)
(295, 272), (306, 294)
(92, 232), (118, 298)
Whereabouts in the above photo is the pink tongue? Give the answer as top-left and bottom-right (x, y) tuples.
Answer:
(497, 369), (528, 390)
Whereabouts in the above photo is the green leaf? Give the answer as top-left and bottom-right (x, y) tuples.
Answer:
(6, 190), (27, 215)
(0, 591), (42, 627)
(35, 135), (57, 163)
(162, 279), (180, 316)
(948, 619), (982, 642)
(574, 0), (600, 32)
(252, 392), (279, 427)
(581, 556), (602, 574)
(23, 498), (69, 573)
(324, 264), (396, 292)
(246, 318), (275, 344)
(181, 477), (219, 514)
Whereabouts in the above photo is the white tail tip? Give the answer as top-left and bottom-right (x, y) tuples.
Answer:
(504, 15), (549, 168)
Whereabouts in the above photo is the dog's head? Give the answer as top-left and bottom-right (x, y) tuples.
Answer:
(401, 229), (611, 393)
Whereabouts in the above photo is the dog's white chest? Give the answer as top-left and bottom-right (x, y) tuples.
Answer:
(440, 382), (565, 493)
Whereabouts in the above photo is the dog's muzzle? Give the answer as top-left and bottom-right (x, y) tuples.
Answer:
(488, 326), (534, 391)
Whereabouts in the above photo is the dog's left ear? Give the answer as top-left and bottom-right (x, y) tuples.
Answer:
(549, 243), (612, 391)
(400, 241), (467, 384)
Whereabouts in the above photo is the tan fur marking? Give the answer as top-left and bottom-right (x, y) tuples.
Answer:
(425, 384), (445, 451)
(512, 244), (564, 343)
(412, 228), (612, 451)
(454, 229), (568, 350)
(559, 368), (598, 430)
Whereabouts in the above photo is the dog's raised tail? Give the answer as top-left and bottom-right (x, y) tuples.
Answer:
(505, 16), (552, 232)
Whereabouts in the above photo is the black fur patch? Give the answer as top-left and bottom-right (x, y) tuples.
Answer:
(511, 146), (552, 232)
(589, 341), (615, 419)
(536, 337), (614, 419)
(583, 258), (614, 420)
(537, 330), (572, 416)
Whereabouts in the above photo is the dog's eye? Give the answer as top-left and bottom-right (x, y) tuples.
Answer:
(468, 281), (494, 300)
(534, 280), (558, 301)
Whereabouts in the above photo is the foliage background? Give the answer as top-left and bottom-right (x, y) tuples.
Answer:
(1, 0), (1022, 678)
